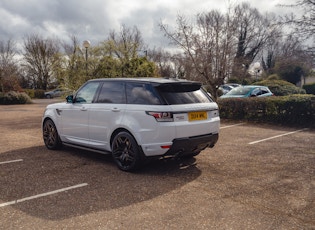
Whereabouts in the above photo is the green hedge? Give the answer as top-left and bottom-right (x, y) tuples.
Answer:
(23, 89), (46, 99)
(255, 79), (306, 96)
(217, 95), (315, 127)
(303, 83), (315, 95)
(0, 91), (32, 105)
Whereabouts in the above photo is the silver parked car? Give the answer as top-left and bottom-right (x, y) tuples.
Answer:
(44, 88), (72, 99)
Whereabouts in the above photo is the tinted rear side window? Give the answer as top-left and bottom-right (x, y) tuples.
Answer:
(96, 82), (125, 103)
(126, 82), (161, 105)
(156, 83), (212, 105)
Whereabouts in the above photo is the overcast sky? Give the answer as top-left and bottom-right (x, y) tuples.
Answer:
(0, 0), (296, 50)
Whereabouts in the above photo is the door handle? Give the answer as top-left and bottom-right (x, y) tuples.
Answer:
(80, 107), (87, 111)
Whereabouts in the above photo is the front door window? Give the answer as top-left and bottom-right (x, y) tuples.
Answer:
(75, 82), (100, 103)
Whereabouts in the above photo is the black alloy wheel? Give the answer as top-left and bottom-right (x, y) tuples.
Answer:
(43, 119), (62, 150)
(111, 132), (142, 172)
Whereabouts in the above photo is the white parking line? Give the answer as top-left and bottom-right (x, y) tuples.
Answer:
(220, 123), (244, 129)
(249, 128), (308, 145)
(0, 183), (88, 208)
(0, 159), (23, 165)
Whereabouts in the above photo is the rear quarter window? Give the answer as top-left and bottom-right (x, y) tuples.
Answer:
(126, 82), (161, 105)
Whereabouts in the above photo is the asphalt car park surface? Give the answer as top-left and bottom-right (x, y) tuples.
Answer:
(0, 99), (314, 229)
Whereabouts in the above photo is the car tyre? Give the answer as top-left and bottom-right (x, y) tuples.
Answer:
(111, 131), (142, 172)
(43, 119), (62, 150)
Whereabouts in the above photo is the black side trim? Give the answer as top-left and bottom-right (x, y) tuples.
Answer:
(63, 142), (111, 155)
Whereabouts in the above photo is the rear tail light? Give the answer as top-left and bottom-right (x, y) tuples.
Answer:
(146, 111), (174, 122)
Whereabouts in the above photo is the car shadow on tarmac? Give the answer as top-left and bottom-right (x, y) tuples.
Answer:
(0, 145), (201, 220)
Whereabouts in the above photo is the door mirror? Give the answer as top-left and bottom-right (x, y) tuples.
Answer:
(66, 95), (74, 103)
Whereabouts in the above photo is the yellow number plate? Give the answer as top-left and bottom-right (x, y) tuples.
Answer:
(188, 111), (208, 121)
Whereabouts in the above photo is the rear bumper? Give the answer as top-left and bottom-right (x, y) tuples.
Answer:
(164, 133), (219, 157)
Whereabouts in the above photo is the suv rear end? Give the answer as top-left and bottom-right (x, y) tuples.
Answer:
(130, 80), (219, 158)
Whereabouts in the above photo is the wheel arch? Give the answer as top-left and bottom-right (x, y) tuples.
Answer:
(110, 128), (144, 152)
(42, 117), (62, 150)
(42, 116), (61, 137)
(110, 128), (147, 171)
(42, 117), (53, 129)
(110, 128), (133, 147)
(42, 115), (55, 125)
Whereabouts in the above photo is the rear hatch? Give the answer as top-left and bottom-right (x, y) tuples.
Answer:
(154, 81), (220, 138)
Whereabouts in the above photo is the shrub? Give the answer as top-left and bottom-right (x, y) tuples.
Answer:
(23, 89), (46, 99)
(34, 89), (45, 98)
(266, 74), (280, 80)
(217, 94), (315, 127)
(303, 83), (315, 95)
(255, 79), (306, 96)
(24, 89), (35, 98)
(0, 91), (32, 105)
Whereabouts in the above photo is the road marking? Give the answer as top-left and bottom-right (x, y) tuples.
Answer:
(220, 123), (244, 129)
(0, 159), (23, 165)
(0, 183), (88, 208)
(249, 128), (308, 145)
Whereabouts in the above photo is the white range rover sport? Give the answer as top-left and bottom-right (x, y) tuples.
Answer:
(42, 78), (220, 171)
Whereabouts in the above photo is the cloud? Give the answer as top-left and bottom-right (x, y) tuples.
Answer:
(0, 0), (295, 50)
(0, 7), (29, 38)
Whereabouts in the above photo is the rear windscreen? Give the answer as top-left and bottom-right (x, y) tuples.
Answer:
(156, 83), (213, 105)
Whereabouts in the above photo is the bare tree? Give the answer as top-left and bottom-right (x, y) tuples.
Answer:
(280, 0), (315, 40)
(106, 25), (145, 77)
(271, 34), (313, 84)
(59, 35), (86, 90)
(148, 48), (171, 77)
(160, 3), (283, 93)
(148, 49), (186, 78)
(170, 53), (187, 79)
(232, 3), (279, 80)
(0, 39), (20, 92)
(22, 34), (60, 90)
(109, 25), (144, 58)
(98, 24), (158, 78)
(160, 10), (236, 96)
(261, 34), (281, 75)
(278, 0), (315, 64)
